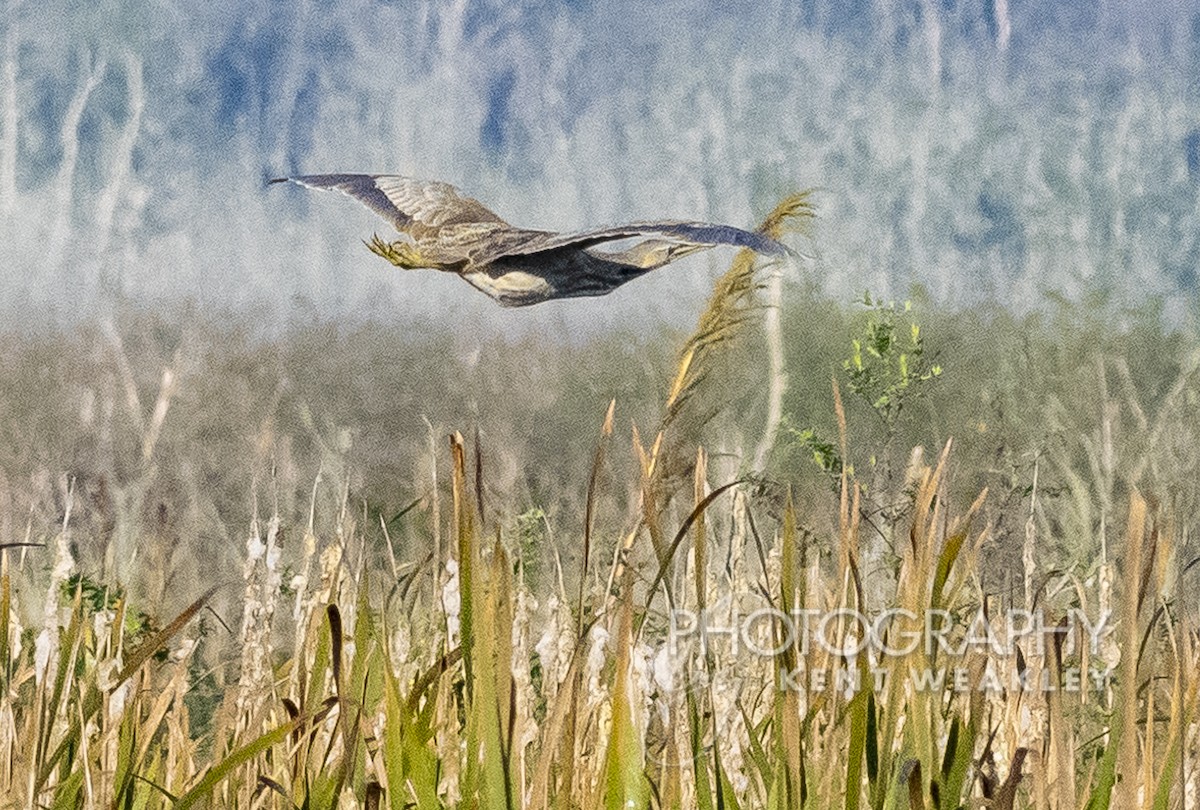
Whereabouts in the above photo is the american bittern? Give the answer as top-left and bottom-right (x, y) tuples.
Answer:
(271, 173), (793, 307)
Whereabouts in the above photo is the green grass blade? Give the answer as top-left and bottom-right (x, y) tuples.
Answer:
(939, 714), (972, 810)
(174, 717), (301, 810)
(604, 584), (649, 810)
(844, 686), (869, 810)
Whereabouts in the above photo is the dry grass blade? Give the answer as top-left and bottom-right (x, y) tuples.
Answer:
(602, 571), (648, 810)
(528, 651), (583, 810)
(0, 549), (9, 687)
(579, 400), (616, 636)
(173, 716), (305, 809)
(895, 758), (924, 810)
(451, 431), (476, 692)
(661, 192), (816, 441)
(328, 603), (344, 696)
(405, 647), (464, 716)
(636, 478), (745, 635)
(33, 584), (218, 794)
(693, 446), (708, 611)
(474, 426), (486, 529)
(992, 748), (1028, 810)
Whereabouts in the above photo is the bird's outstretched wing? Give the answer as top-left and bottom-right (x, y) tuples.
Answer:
(269, 173), (507, 239)
(470, 221), (793, 264)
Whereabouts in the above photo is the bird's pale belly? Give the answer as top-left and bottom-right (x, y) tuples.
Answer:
(461, 270), (553, 306)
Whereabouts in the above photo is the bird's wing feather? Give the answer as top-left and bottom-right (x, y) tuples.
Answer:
(270, 173), (507, 237)
(463, 228), (561, 262)
(474, 221), (792, 263)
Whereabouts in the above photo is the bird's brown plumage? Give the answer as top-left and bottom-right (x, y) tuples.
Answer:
(271, 172), (792, 307)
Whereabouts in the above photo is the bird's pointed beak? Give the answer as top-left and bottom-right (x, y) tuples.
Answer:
(666, 243), (709, 262)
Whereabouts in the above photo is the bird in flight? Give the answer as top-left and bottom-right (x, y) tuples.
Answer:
(271, 173), (793, 307)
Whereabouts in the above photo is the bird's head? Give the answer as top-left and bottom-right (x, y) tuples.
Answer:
(628, 240), (709, 269)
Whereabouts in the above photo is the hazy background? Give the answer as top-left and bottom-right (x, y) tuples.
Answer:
(3, 0), (1199, 332)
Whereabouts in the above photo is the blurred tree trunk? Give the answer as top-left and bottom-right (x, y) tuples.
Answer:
(1, 2), (17, 221)
(753, 262), (785, 472)
(44, 54), (107, 272)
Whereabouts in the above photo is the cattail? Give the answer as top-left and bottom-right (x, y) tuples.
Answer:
(533, 594), (561, 704)
(631, 639), (657, 756)
(584, 622), (612, 796)
(390, 620), (418, 687)
(651, 643), (679, 728)
(315, 530), (344, 605)
(533, 592), (575, 708)
(36, 480), (75, 686)
(235, 515), (281, 729)
(291, 527), (316, 627)
(511, 578), (539, 803)
(584, 623), (609, 711)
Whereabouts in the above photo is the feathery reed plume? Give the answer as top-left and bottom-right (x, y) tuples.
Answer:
(661, 192), (816, 441)
(611, 193), (816, 602)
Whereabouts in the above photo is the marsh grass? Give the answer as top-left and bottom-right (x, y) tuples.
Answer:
(2, 204), (1200, 807)
(2, 410), (1194, 808)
